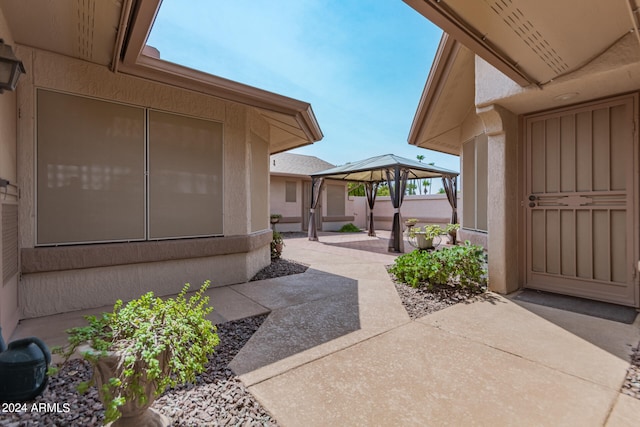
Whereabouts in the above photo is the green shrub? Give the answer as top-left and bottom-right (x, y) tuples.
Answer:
(53, 282), (219, 423)
(389, 242), (486, 289)
(338, 223), (361, 233)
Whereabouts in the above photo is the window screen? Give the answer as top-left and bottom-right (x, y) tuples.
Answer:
(2, 203), (18, 284)
(37, 90), (145, 244)
(326, 184), (345, 216)
(285, 181), (297, 202)
(148, 110), (223, 239)
(462, 134), (488, 232)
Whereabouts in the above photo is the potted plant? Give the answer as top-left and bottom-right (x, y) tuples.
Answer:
(271, 230), (284, 259)
(404, 218), (418, 230)
(270, 214), (282, 232)
(52, 281), (220, 426)
(409, 224), (443, 250)
(270, 213), (282, 224)
(445, 223), (460, 245)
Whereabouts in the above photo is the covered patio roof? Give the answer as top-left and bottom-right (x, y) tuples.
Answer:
(307, 154), (459, 253)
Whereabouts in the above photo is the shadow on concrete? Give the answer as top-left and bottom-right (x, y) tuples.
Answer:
(229, 270), (360, 375)
(510, 290), (640, 362)
(320, 236), (395, 255)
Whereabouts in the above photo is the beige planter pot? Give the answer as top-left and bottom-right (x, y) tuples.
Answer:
(79, 345), (171, 427)
(415, 232), (434, 250)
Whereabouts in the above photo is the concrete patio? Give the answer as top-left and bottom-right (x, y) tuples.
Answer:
(9, 231), (640, 426)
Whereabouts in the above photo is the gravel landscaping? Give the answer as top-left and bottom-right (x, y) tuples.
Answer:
(391, 279), (486, 320)
(622, 343), (640, 400)
(0, 315), (275, 427)
(250, 258), (309, 281)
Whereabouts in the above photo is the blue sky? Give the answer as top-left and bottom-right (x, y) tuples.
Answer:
(147, 0), (457, 173)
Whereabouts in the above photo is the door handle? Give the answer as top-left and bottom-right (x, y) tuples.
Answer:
(528, 195), (537, 201)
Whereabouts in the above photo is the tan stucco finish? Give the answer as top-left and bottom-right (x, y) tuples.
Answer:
(10, 46), (279, 319)
(0, 6), (20, 341)
(476, 104), (520, 295)
(475, 33), (640, 115)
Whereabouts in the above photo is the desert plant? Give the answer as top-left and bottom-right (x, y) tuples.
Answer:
(338, 223), (361, 233)
(389, 242), (486, 289)
(52, 282), (219, 424)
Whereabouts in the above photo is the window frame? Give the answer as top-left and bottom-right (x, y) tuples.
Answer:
(35, 89), (225, 246)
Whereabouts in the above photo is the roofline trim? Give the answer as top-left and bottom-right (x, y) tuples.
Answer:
(117, 0), (323, 143)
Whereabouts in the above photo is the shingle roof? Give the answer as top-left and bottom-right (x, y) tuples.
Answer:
(270, 153), (335, 176)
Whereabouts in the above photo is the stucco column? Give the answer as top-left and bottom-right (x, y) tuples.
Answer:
(476, 104), (519, 294)
(224, 103), (251, 235)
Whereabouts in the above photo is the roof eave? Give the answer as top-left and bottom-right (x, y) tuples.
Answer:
(403, 0), (534, 87)
(117, 0), (323, 144)
(407, 32), (458, 147)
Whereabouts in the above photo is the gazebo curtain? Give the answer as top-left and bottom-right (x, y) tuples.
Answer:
(442, 175), (458, 225)
(385, 166), (409, 253)
(308, 177), (324, 241)
(364, 182), (379, 237)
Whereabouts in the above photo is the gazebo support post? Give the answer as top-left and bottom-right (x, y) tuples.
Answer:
(308, 177), (324, 241)
(364, 181), (378, 237)
(386, 166), (408, 253)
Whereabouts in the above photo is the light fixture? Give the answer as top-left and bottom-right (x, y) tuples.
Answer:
(553, 92), (579, 102)
(0, 39), (25, 93)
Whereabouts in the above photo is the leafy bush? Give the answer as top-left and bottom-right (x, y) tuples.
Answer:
(389, 242), (486, 289)
(53, 282), (219, 423)
(338, 223), (361, 233)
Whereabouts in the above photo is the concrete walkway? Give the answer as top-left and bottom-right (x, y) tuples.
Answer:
(10, 231), (640, 426)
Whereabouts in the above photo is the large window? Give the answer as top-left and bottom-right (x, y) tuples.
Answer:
(285, 181), (297, 203)
(462, 134), (488, 232)
(37, 90), (223, 245)
(148, 110), (223, 239)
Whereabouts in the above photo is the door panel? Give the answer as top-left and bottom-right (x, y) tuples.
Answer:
(525, 96), (638, 307)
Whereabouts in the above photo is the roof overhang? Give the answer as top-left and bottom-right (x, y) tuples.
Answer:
(407, 33), (474, 155)
(0, 0), (322, 152)
(403, 0), (640, 87)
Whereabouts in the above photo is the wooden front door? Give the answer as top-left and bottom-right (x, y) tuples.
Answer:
(524, 95), (638, 307)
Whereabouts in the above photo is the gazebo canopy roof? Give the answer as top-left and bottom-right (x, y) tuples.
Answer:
(309, 153), (458, 182)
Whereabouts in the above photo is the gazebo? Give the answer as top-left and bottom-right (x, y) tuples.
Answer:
(308, 154), (460, 253)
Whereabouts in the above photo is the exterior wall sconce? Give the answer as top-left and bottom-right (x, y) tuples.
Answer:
(0, 39), (25, 93)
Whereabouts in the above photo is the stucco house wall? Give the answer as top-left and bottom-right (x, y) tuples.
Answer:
(269, 175), (304, 232)
(269, 175), (354, 232)
(0, 7), (20, 341)
(352, 194), (462, 232)
(404, 0), (640, 306)
(14, 46), (275, 319)
(320, 180), (355, 232)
